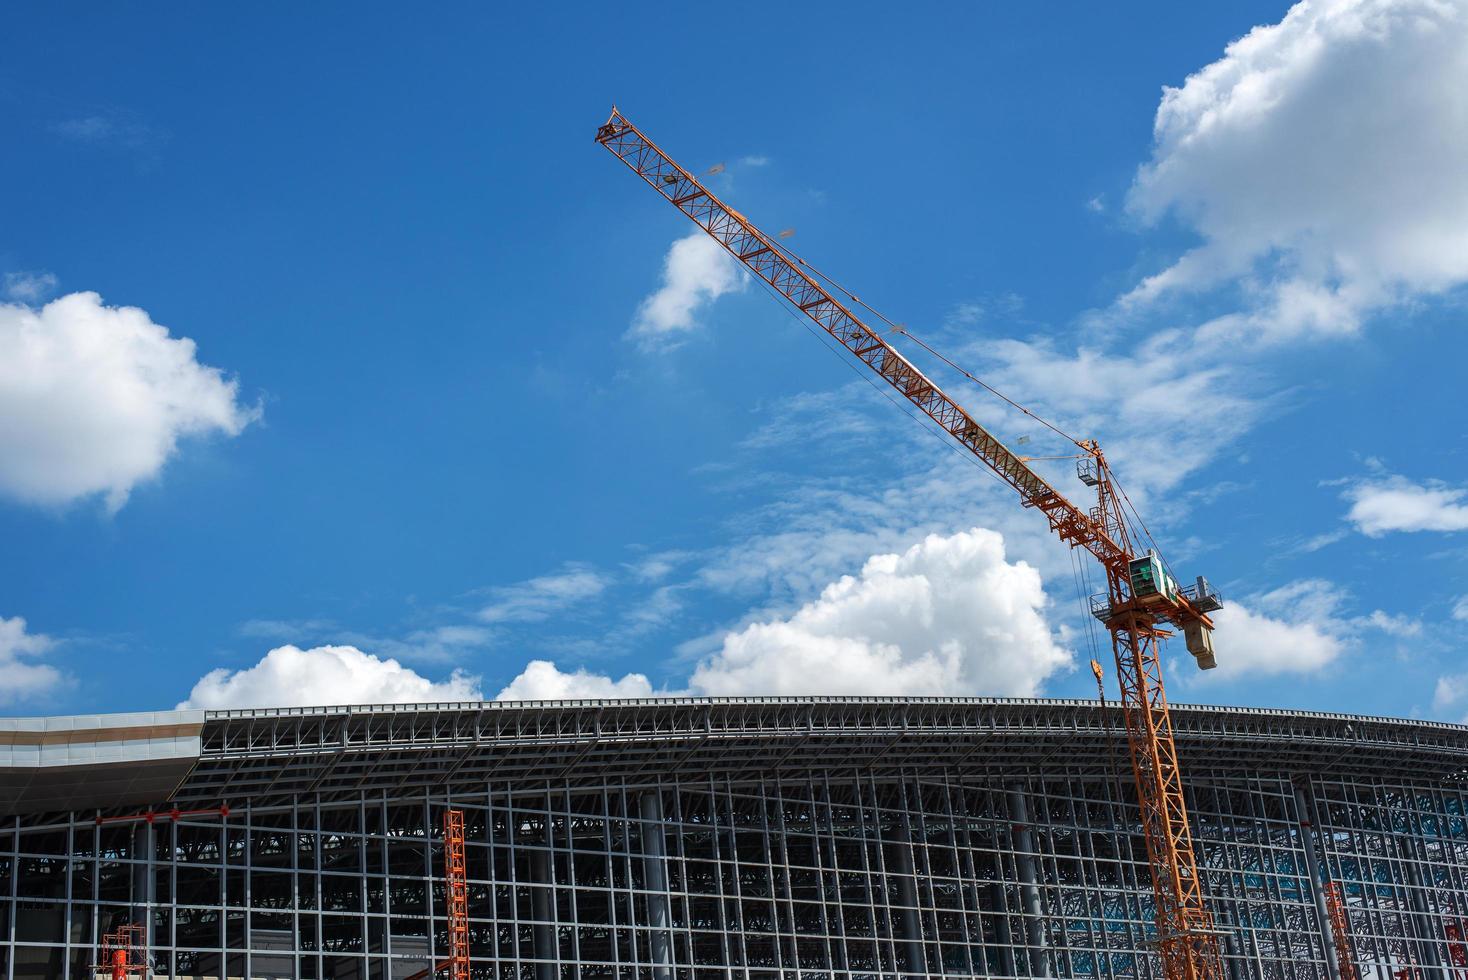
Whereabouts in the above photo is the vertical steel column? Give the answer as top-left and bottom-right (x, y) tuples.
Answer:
(1006, 785), (1051, 979)
(639, 792), (673, 980)
(892, 808), (926, 977)
(1295, 784), (1343, 980)
(1215, 907), (1243, 980)
(6, 815), (15, 980)
(987, 880), (1018, 978)
(1396, 829), (1446, 980)
(531, 827), (556, 980)
(129, 819), (155, 969)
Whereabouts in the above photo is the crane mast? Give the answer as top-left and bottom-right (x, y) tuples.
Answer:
(597, 108), (1227, 980)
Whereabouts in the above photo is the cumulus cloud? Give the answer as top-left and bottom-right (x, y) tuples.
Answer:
(0, 616), (66, 706)
(495, 660), (655, 700)
(1209, 578), (1412, 678)
(484, 528), (1068, 701)
(629, 232), (744, 346)
(3, 271), (58, 303)
(477, 563), (609, 624)
(689, 528), (1069, 697)
(178, 644), (481, 709)
(1341, 474), (1468, 535)
(1126, 0), (1468, 342)
(0, 292), (257, 510)
(1209, 585), (1346, 677)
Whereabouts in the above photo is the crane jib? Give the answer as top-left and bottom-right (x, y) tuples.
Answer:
(596, 111), (1129, 571)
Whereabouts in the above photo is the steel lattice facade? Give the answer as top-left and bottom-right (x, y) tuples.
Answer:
(1, 697), (1466, 980)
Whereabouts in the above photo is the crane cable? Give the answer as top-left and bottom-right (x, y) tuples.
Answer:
(765, 235), (1089, 451)
(751, 255), (1137, 696)
(762, 224), (1192, 591)
(808, 241), (1184, 584)
(744, 272), (1016, 496)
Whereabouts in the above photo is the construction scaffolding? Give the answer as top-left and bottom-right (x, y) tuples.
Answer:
(0, 700), (1463, 978)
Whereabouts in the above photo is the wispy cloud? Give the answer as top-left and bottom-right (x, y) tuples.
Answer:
(476, 563), (610, 624)
(238, 618), (340, 641)
(3, 271), (57, 303)
(50, 112), (162, 151)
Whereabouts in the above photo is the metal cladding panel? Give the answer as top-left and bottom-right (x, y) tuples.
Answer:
(0, 756), (198, 815)
(0, 709), (203, 816)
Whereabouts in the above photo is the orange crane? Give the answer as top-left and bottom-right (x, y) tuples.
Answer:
(405, 809), (471, 980)
(1324, 881), (1361, 980)
(597, 108), (1227, 980)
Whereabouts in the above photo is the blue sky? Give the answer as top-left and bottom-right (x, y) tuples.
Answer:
(2, 1), (1466, 719)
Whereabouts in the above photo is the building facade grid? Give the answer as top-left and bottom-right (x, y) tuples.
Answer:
(4, 769), (1468, 980)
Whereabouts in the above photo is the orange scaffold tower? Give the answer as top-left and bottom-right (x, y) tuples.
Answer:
(95, 922), (147, 980)
(405, 808), (471, 980)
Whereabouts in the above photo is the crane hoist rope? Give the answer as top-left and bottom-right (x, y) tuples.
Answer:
(597, 107), (1229, 980)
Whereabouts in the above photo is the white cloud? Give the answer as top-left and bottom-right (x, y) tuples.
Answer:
(1126, 0), (1468, 342)
(3, 271), (57, 302)
(0, 616), (66, 706)
(495, 660), (655, 700)
(629, 232), (744, 346)
(369, 625), (497, 663)
(50, 114), (159, 149)
(488, 528), (1069, 701)
(977, 330), (1262, 499)
(1209, 578), (1414, 678)
(178, 644), (481, 709)
(1453, 595), (1468, 621)
(1209, 580), (1347, 676)
(0, 292), (257, 510)
(1342, 474), (1468, 535)
(688, 528), (1070, 697)
(477, 563), (609, 624)
(1433, 670), (1468, 723)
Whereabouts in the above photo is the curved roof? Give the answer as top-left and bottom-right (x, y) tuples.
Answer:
(3, 697), (1466, 817)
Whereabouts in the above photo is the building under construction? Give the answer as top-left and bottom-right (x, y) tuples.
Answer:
(2, 696), (1467, 979)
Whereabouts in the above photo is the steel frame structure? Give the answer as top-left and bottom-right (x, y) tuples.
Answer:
(1, 699), (1466, 979)
(164, 698), (1468, 811)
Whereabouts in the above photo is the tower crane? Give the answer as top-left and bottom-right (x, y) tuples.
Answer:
(596, 108), (1227, 980)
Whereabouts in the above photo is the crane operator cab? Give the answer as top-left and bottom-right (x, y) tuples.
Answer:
(1128, 552), (1219, 670)
(1128, 552), (1178, 604)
